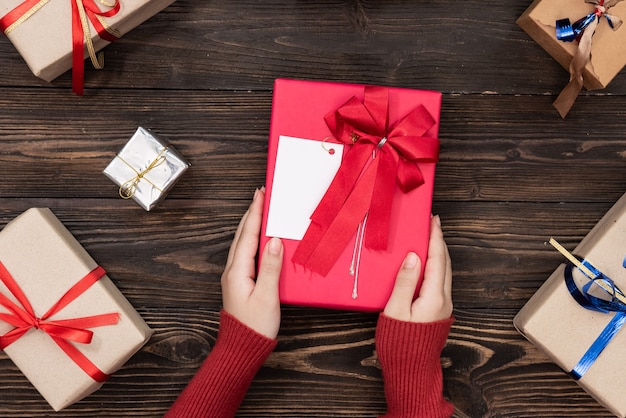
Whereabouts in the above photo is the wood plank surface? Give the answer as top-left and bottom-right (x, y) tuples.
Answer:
(0, 0), (625, 416)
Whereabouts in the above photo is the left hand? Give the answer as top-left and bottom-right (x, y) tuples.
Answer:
(221, 188), (283, 339)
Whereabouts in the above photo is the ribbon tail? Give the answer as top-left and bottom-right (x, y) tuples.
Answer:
(71, 0), (86, 95)
(292, 158), (379, 276)
(365, 149), (398, 250)
(52, 336), (110, 383)
(0, 313), (28, 328)
(553, 17), (598, 118)
(0, 327), (31, 350)
(291, 221), (329, 272)
(570, 311), (626, 380)
(0, 262), (38, 323)
(605, 13), (623, 30)
(41, 313), (120, 344)
(308, 145), (373, 229)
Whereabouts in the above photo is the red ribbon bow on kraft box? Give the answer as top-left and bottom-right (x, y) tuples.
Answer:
(0, 208), (152, 411)
(260, 79), (441, 312)
(0, 0), (175, 95)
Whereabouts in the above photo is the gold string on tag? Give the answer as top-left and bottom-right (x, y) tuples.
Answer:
(549, 237), (626, 304)
(116, 147), (168, 199)
(321, 136), (336, 155)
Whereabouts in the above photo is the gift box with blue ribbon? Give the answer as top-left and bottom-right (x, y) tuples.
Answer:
(518, 0), (626, 117)
(515, 192), (626, 417)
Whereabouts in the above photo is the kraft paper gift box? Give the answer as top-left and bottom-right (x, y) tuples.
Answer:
(518, 0), (626, 90)
(514, 192), (626, 417)
(518, 0), (626, 116)
(103, 127), (190, 211)
(260, 79), (441, 312)
(0, 208), (153, 411)
(0, 0), (176, 93)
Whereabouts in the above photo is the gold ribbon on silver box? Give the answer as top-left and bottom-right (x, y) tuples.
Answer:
(103, 127), (190, 211)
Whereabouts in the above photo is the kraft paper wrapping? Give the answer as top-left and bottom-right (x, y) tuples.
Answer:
(518, 0), (626, 90)
(0, 208), (153, 411)
(514, 192), (626, 417)
(1, 0), (176, 82)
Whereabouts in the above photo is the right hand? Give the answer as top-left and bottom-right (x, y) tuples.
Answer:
(383, 215), (453, 323)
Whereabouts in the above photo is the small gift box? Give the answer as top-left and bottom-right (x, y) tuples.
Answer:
(0, 208), (153, 411)
(103, 127), (190, 211)
(518, 0), (626, 117)
(514, 192), (626, 417)
(0, 0), (176, 94)
(260, 79), (441, 312)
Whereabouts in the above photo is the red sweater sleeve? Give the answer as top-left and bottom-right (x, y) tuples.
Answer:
(165, 310), (277, 418)
(375, 314), (455, 418)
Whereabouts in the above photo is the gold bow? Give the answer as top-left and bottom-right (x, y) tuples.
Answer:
(116, 147), (168, 199)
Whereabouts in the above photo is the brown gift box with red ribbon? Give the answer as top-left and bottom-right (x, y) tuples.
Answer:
(0, 0), (175, 94)
(260, 79), (440, 312)
(0, 208), (153, 411)
(518, 0), (626, 117)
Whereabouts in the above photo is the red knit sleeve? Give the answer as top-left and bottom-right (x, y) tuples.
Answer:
(165, 310), (277, 418)
(375, 313), (455, 418)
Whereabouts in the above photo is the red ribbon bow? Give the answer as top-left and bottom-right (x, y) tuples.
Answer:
(0, 262), (120, 382)
(1, 0), (121, 95)
(292, 86), (440, 276)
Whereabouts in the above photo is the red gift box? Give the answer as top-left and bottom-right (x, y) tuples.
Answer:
(260, 79), (441, 311)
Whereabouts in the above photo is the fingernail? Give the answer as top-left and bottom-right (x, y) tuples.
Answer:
(403, 252), (418, 269)
(268, 237), (282, 255)
(434, 215), (441, 226)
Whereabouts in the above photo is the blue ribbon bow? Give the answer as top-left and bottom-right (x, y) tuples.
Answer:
(556, 0), (622, 42)
(564, 256), (626, 379)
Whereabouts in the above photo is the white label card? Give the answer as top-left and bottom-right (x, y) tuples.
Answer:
(266, 135), (344, 240)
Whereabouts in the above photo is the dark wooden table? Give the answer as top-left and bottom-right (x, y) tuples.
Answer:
(1, 1), (625, 416)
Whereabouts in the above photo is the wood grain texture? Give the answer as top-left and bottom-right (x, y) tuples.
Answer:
(0, 0), (624, 416)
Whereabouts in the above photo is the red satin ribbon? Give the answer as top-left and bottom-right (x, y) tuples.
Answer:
(0, 262), (120, 382)
(292, 86), (440, 276)
(1, 0), (121, 95)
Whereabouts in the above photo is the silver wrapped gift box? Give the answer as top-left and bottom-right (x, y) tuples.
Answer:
(103, 127), (190, 211)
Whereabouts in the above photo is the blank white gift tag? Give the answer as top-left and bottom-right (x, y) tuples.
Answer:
(266, 135), (344, 240)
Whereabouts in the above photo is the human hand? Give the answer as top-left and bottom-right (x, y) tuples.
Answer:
(221, 188), (283, 339)
(383, 215), (453, 323)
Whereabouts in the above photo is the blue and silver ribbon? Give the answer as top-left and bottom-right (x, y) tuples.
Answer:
(564, 257), (626, 379)
(556, 1), (622, 42)
(551, 238), (626, 379)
